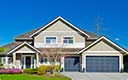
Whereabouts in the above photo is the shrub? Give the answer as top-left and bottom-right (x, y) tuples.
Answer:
(54, 65), (61, 72)
(47, 65), (54, 74)
(37, 65), (48, 74)
(23, 68), (37, 74)
(0, 63), (3, 67)
(0, 68), (22, 74)
(0, 63), (4, 69)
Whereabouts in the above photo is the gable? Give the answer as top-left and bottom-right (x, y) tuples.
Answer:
(44, 20), (76, 32)
(87, 40), (118, 51)
(30, 16), (90, 37)
(78, 36), (128, 54)
(7, 42), (42, 54)
(16, 45), (35, 52)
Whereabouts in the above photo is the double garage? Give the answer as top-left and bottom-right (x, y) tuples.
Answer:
(64, 56), (120, 72)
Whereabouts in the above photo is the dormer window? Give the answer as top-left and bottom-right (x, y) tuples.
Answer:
(63, 37), (74, 44)
(45, 37), (56, 44)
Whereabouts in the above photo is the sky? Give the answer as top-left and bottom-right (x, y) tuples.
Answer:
(0, 0), (128, 48)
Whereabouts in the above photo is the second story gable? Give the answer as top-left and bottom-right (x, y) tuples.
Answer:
(15, 16), (98, 48)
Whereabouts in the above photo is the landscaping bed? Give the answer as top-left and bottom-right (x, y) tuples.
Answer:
(0, 74), (71, 80)
(0, 65), (71, 80)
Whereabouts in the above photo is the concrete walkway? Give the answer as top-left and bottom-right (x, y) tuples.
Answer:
(62, 72), (128, 80)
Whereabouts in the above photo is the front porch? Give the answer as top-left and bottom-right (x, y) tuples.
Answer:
(13, 53), (39, 69)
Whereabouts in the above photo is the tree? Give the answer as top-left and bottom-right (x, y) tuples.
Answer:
(42, 46), (65, 74)
(43, 48), (64, 65)
(0, 47), (8, 52)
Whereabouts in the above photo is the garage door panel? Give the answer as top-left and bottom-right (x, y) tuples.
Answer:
(64, 56), (80, 72)
(86, 56), (119, 72)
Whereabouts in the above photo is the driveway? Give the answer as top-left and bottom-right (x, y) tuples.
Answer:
(62, 72), (128, 80)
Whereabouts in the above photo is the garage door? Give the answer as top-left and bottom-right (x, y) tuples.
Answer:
(86, 56), (119, 72)
(64, 56), (80, 72)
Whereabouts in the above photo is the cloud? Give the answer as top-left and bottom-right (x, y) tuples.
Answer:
(115, 38), (120, 41)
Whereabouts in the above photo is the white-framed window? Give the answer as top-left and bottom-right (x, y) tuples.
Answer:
(40, 57), (48, 64)
(45, 37), (56, 44)
(1, 57), (6, 64)
(63, 37), (74, 44)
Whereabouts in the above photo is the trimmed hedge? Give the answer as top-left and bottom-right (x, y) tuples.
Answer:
(23, 68), (37, 74)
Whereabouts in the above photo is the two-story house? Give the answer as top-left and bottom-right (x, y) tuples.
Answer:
(0, 16), (127, 72)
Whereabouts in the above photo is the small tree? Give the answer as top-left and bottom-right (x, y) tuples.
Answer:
(0, 47), (8, 52)
(0, 47), (8, 68)
(42, 47), (64, 74)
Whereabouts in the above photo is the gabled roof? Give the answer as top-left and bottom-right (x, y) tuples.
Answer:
(78, 36), (128, 54)
(6, 42), (42, 54)
(15, 16), (98, 40)
(29, 16), (90, 37)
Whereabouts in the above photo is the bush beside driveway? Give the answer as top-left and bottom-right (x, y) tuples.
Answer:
(62, 72), (128, 80)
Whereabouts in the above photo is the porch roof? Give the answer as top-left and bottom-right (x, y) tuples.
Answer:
(0, 42), (22, 55)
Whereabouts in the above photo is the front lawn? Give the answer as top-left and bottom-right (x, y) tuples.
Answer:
(0, 74), (71, 80)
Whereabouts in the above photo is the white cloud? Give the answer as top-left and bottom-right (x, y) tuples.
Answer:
(115, 38), (120, 41)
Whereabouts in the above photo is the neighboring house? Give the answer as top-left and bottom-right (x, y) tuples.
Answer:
(0, 16), (127, 72)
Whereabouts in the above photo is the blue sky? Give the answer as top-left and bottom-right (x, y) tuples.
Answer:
(0, 0), (128, 48)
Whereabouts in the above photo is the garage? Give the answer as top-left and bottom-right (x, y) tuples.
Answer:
(86, 56), (119, 72)
(64, 56), (81, 72)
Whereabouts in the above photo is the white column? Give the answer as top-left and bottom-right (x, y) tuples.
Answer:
(5, 56), (8, 65)
(61, 56), (64, 70)
(13, 53), (16, 67)
(36, 54), (39, 67)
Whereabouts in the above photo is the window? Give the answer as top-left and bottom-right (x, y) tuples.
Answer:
(63, 37), (74, 44)
(40, 58), (48, 63)
(1, 57), (6, 64)
(45, 37), (56, 44)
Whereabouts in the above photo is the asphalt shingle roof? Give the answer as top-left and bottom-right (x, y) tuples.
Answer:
(0, 42), (22, 55)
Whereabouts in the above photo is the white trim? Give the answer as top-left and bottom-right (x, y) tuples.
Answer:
(34, 43), (85, 48)
(7, 42), (42, 54)
(15, 51), (35, 53)
(29, 16), (90, 37)
(44, 36), (58, 44)
(78, 36), (128, 54)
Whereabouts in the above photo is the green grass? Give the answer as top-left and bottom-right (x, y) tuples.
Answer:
(0, 74), (71, 80)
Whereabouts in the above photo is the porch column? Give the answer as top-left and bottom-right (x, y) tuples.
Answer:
(5, 56), (8, 68)
(5, 56), (8, 65)
(36, 54), (39, 67)
(13, 53), (16, 67)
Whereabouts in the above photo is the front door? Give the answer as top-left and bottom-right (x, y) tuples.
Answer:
(26, 56), (31, 68)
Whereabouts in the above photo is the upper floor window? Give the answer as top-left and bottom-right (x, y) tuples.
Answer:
(63, 37), (74, 44)
(45, 37), (56, 44)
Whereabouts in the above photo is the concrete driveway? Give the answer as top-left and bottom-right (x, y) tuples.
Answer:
(62, 72), (128, 80)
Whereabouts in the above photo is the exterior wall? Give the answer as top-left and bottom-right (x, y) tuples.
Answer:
(87, 41), (119, 51)
(45, 20), (75, 31)
(81, 40), (124, 72)
(34, 20), (85, 48)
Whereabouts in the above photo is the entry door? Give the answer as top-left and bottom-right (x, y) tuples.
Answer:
(26, 56), (31, 68)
